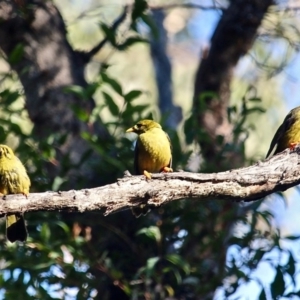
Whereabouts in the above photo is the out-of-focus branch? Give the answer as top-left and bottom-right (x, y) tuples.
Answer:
(193, 0), (273, 169)
(149, 9), (182, 129)
(83, 6), (129, 63)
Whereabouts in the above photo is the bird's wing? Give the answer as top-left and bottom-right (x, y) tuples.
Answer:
(266, 111), (294, 158)
(5, 168), (21, 194)
(134, 140), (140, 175)
(165, 132), (172, 168)
(4, 157), (30, 194)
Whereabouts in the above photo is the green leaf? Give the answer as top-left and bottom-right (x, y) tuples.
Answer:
(101, 73), (123, 95)
(102, 91), (119, 116)
(54, 221), (70, 234)
(136, 226), (162, 243)
(99, 23), (116, 44)
(248, 97), (262, 102)
(85, 82), (100, 98)
(196, 91), (218, 110)
(124, 90), (142, 102)
(145, 257), (160, 278)
(8, 43), (24, 64)
(48, 251), (61, 260)
(0, 89), (20, 106)
(31, 262), (53, 270)
(259, 288), (267, 300)
(283, 235), (300, 240)
(286, 291), (300, 297)
(7, 122), (23, 136)
(52, 176), (67, 191)
(64, 85), (86, 99)
(270, 267), (285, 298)
(131, 104), (148, 113)
(0, 127), (6, 143)
(165, 254), (190, 275)
(163, 267), (182, 284)
(40, 223), (51, 242)
(71, 104), (89, 122)
(184, 114), (195, 145)
(285, 252), (296, 279)
(131, 0), (148, 23)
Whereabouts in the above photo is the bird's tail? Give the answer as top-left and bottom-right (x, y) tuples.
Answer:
(6, 213), (27, 242)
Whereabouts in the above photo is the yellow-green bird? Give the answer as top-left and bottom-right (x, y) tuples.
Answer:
(266, 106), (300, 158)
(126, 120), (172, 217)
(0, 145), (31, 242)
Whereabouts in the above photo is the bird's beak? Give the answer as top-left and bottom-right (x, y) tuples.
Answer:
(126, 127), (134, 133)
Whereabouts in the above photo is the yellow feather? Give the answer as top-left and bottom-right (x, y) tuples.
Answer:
(0, 145), (31, 242)
(267, 107), (300, 157)
(126, 120), (172, 217)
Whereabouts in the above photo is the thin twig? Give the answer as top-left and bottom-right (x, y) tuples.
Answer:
(149, 3), (225, 12)
(83, 6), (129, 63)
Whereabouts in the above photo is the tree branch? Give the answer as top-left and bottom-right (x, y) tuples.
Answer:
(1, 148), (300, 217)
(149, 3), (225, 11)
(82, 6), (129, 63)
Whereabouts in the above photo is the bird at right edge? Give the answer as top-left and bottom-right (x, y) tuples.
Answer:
(126, 120), (173, 217)
(266, 106), (300, 158)
(0, 145), (31, 242)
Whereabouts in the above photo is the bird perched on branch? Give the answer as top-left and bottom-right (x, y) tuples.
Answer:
(0, 145), (31, 242)
(126, 120), (172, 217)
(266, 106), (300, 158)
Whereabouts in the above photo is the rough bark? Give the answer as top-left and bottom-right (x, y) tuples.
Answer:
(0, 149), (298, 216)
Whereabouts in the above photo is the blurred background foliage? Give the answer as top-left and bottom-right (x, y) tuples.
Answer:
(0, 0), (300, 299)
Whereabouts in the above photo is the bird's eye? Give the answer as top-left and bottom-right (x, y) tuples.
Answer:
(136, 123), (142, 128)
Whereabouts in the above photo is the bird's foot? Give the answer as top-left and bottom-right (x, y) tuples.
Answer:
(289, 142), (299, 151)
(143, 170), (152, 180)
(131, 205), (151, 218)
(161, 166), (173, 173)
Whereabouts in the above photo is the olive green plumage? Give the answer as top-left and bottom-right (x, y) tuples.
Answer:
(126, 120), (172, 217)
(0, 145), (31, 242)
(266, 106), (300, 158)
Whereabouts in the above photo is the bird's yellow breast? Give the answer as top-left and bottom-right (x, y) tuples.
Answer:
(137, 128), (171, 174)
(0, 156), (30, 195)
(277, 118), (300, 153)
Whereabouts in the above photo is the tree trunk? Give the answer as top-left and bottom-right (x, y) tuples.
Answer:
(194, 0), (273, 169)
(0, 0), (106, 187)
(149, 9), (182, 129)
(191, 1), (273, 298)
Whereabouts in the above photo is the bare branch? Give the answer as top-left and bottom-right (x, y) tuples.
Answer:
(0, 147), (300, 217)
(82, 6), (129, 63)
